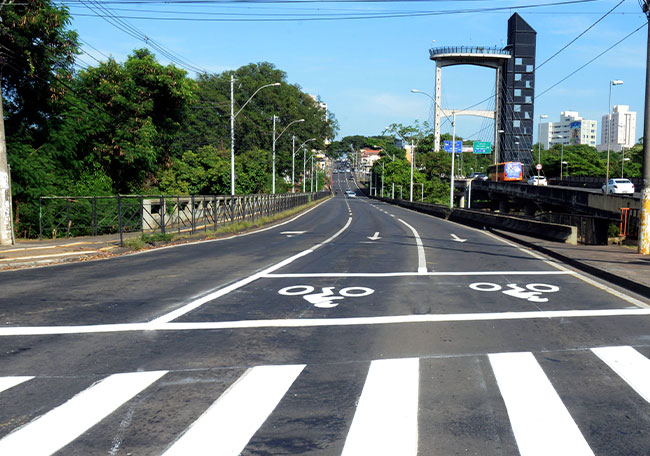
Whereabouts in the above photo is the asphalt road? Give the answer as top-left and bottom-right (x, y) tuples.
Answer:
(2, 171), (650, 455)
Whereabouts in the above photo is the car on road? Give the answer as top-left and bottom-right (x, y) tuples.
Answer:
(345, 190), (356, 197)
(469, 172), (488, 181)
(602, 178), (635, 195)
(527, 175), (548, 186)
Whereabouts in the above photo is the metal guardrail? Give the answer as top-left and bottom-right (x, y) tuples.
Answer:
(39, 192), (329, 244)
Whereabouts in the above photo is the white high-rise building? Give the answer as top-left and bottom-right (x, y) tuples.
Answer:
(539, 111), (598, 149)
(598, 105), (636, 152)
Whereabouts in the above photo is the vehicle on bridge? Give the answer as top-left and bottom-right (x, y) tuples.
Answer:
(469, 172), (488, 181)
(487, 162), (524, 182)
(602, 178), (635, 195)
(527, 176), (548, 186)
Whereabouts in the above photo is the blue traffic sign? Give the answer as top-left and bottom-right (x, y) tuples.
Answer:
(443, 140), (462, 153)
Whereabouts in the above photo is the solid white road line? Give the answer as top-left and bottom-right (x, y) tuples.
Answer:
(0, 370), (167, 456)
(489, 352), (594, 456)
(163, 364), (304, 456)
(592, 346), (650, 404)
(342, 358), (419, 456)
(397, 218), (427, 274)
(150, 217), (353, 324)
(0, 376), (33, 393)
(3, 308), (650, 336)
(263, 270), (572, 278)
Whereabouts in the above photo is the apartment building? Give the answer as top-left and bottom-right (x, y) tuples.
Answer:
(539, 111), (598, 149)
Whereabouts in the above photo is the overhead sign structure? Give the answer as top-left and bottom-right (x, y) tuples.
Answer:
(473, 141), (492, 154)
(443, 140), (462, 153)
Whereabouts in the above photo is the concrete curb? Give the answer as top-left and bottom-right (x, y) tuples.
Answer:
(492, 229), (650, 300)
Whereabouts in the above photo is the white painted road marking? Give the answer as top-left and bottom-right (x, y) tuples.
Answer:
(163, 364), (304, 456)
(4, 308), (650, 336)
(342, 358), (419, 456)
(451, 233), (467, 242)
(469, 282), (560, 302)
(592, 346), (650, 404)
(265, 270), (572, 278)
(0, 376), (33, 394)
(0, 370), (167, 456)
(397, 218), (427, 274)
(489, 352), (594, 456)
(278, 285), (375, 308)
(150, 217), (353, 324)
(367, 231), (381, 241)
(280, 231), (306, 238)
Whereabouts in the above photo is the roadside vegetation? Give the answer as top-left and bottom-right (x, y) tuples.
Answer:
(122, 197), (327, 251)
(2, 1), (336, 238)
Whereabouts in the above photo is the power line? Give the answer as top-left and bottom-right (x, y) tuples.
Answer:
(537, 22), (647, 99)
(536, 0), (627, 70)
(64, 0), (596, 22)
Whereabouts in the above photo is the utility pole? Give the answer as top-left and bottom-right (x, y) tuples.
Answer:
(0, 74), (14, 245)
(640, 0), (650, 254)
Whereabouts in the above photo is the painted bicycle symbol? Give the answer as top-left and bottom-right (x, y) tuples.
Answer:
(278, 285), (374, 308)
(469, 282), (559, 303)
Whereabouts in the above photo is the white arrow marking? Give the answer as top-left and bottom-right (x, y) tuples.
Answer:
(281, 231), (306, 238)
(451, 234), (467, 243)
(367, 232), (381, 241)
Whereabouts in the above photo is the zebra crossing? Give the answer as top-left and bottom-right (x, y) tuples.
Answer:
(1, 345), (649, 455)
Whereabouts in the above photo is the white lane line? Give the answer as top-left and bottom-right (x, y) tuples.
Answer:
(342, 358), (419, 456)
(481, 230), (650, 310)
(4, 308), (650, 336)
(0, 376), (33, 394)
(489, 352), (594, 456)
(150, 217), (353, 324)
(263, 270), (573, 278)
(163, 364), (304, 456)
(0, 370), (167, 456)
(592, 346), (650, 404)
(397, 218), (427, 274)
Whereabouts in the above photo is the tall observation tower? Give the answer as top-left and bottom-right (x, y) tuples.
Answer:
(429, 13), (537, 170)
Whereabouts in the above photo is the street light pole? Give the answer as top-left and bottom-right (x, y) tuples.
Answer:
(538, 114), (548, 181)
(450, 111), (456, 209)
(411, 88), (456, 208)
(607, 80), (623, 194)
(410, 139), (415, 202)
(272, 117), (304, 194)
(230, 77), (280, 196)
(294, 138), (315, 193)
(557, 135), (564, 180)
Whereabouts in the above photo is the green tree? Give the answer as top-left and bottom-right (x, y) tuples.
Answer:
(52, 49), (197, 193)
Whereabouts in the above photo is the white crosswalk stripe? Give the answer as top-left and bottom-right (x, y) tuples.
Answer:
(592, 345), (650, 404)
(489, 351), (594, 456)
(0, 375), (33, 394)
(0, 370), (167, 456)
(162, 364), (305, 456)
(1, 347), (650, 455)
(342, 358), (419, 456)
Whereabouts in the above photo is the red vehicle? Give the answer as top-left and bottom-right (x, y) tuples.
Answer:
(487, 162), (524, 182)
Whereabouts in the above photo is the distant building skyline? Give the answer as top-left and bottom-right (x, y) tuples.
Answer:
(598, 105), (637, 153)
(539, 111), (598, 149)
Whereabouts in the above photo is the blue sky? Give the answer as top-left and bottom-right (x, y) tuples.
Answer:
(62, 0), (647, 143)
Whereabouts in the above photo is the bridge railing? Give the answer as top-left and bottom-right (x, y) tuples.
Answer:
(39, 192), (329, 244)
(429, 46), (510, 57)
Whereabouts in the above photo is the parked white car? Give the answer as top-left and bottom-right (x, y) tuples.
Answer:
(527, 176), (547, 186)
(602, 178), (635, 195)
